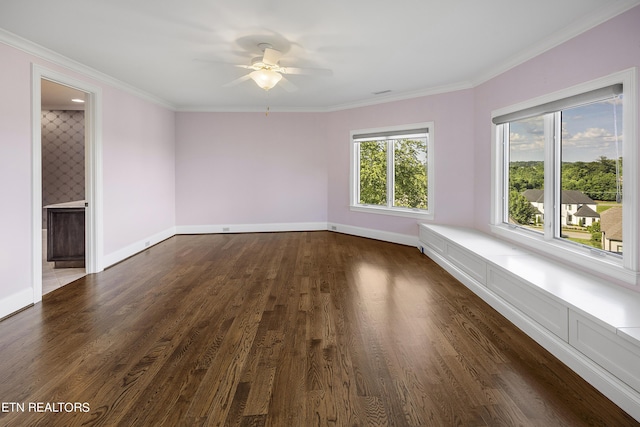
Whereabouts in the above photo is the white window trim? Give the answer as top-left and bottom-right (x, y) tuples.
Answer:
(490, 68), (639, 285)
(350, 122), (435, 220)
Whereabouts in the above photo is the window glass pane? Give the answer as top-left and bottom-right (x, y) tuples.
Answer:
(358, 140), (387, 206)
(507, 116), (545, 232)
(393, 138), (427, 209)
(560, 97), (623, 254)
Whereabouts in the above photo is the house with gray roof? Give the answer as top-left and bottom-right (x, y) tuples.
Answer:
(522, 189), (600, 227)
(600, 206), (622, 253)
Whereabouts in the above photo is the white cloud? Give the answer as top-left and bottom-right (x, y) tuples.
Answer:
(561, 127), (623, 161)
(563, 127), (611, 146)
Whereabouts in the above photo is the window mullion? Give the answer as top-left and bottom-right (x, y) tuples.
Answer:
(543, 113), (557, 240)
(552, 111), (562, 241)
(502, 124), (510, 223)
(354, 142), (360, 205)
(387, 139), (394, 208)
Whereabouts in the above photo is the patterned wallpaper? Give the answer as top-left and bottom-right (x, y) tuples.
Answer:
(41, 110), (85, 228)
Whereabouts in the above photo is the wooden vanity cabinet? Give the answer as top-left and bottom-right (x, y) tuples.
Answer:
(47, 207), (85, 267)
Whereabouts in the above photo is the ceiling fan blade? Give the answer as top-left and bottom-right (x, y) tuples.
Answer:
(262, 47), (282, 66)
(278, 76), (298, 92)
(222, 74), (251, 87)
(281, 66), (333, 76)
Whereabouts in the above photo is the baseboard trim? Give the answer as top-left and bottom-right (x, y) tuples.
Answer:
(104, 222), (419, 269)
(0, 288), (34, 320)
(328, 223), (418, 247)
(176, 221), (419, 247)
(176, 222), (328, 235)
(422, 245), (640, 422)
(103, 226), (176, 269)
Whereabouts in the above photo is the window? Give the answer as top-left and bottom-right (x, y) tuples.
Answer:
(350, 123), (434, 219)
(491, 69), (638, 284)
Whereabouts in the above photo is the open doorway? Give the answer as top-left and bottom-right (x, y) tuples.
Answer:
(41, 80), (88, 294)
(32, 65), (103, 303)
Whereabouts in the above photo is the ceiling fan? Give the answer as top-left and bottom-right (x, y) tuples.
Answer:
(224, 43), (332, 91)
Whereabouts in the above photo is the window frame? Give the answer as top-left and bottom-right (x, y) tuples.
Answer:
(350, 122), (434, 220)
(490, 68), (638, 285)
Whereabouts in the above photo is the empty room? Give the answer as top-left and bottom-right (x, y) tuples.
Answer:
(1, 1), (640, 425)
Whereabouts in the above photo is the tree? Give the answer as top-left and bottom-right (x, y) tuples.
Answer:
(394, 139), (427, 209)
(358, 138), (427, 209)
(512, 157), (623, 202)
(509, 161), (544, 192)
(359, 141), (386, 205)
(587, 221), (601, 247)
(509, 191), (537, 225)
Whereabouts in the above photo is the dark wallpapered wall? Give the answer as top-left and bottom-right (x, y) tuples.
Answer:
(41, 110), (85, 228)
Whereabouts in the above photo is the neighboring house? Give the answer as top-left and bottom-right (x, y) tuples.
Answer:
(574, 204), (600, 227)
(600, 206), (623, 253)
(522, 189), (599, 227)
(522, 189), (545, 225)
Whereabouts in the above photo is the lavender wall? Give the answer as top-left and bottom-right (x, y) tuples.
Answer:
(175, 90), (475, 238)
(474, 6), (640, 231)
(326, 89), (476, 236)
(0, 43), (33, 301)
(473, 6), (640, 261)
(102, 87), (175, 255)
(1, 4), (638, 314)
(0, 41), (176, 311)
(175, 112), (327, 227)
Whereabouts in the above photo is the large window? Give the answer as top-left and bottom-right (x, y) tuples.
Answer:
(491, 69), (638, 284)
(351, 123), (434, 219)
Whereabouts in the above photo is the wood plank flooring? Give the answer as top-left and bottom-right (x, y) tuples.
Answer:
(0, 231), (636, 426)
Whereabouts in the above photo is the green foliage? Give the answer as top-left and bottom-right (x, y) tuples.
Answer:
(597, 204), (616, 214)
(561, 156), (621, 200)
(394, 139), (427, 209)
(358, 139), (427, 209)
(587, 221), (602, 246)
(510, 157), (622, 201)
(509, 161), (544, 192)
(509, 190), (537, 225)
(359, 141), (387, 205)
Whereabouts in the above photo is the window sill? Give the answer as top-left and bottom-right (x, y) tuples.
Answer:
(350, 205), (434, 220)
(490, 224), (638, 286)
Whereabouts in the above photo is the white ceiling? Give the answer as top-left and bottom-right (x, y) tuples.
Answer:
(41, 79), (86, 111)
(2, 0), (638, 111)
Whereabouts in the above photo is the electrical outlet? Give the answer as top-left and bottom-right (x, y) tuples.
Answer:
(330, 225), (337, 231)
(223, 227), (230, 232)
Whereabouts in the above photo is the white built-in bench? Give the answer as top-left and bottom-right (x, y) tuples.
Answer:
(418, 223), (640, 421)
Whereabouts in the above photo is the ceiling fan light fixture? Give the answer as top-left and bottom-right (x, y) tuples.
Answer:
(249, 69), (282, 91)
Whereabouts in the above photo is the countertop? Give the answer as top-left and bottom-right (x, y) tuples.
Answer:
(44, 200), (85, 209)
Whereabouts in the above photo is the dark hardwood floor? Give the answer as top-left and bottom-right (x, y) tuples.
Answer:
(0, 231), (636, 426)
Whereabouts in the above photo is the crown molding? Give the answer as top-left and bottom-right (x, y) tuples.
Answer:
(326, 81), (474, 112)
(0, 27), (176, 111)
(471, 0), (640, 88)
(175, 105), (329, 113)
(2, 0), (637, 113)
(176, 81), (474, 113)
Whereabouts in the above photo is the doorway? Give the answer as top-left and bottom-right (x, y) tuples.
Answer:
(41, 80), (88, 294)
(32, 65), (103, 303)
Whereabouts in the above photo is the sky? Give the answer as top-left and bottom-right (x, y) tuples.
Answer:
(508, 96), (623, 162)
